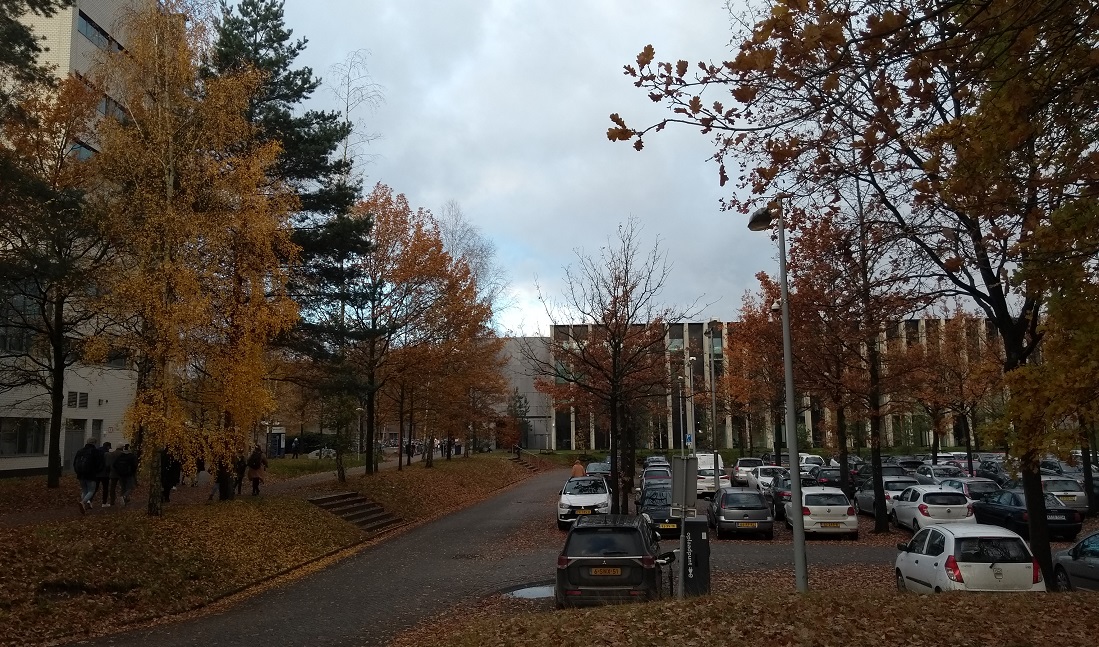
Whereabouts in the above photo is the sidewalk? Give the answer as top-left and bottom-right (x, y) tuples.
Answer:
(0, 452), (426, 529)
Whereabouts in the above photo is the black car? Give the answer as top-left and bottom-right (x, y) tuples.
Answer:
(852, 464), (908, 489)
(637, 484), (680, 538)
(808, 466), (845, 491)
(975, 460), (1013, 486)
(971, 490), (1083, 541)
(554, 514), (675, 608)
(764, 474), (818, 521)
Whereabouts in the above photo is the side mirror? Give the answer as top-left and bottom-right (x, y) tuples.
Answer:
(641, 513), (652, 524)
(656, 550), (677, 565)
(652, 530), (662, 542)
(896, 542), (909, 552)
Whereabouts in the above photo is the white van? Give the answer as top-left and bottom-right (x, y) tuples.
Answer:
(693, 452), (725, 474)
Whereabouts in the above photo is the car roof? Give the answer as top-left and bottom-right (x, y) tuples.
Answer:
(951, 477), (996, 483)
(800, 486), (846, 494)
(932, 523), (1028, 540)
(573, 514), (645, 530)
(906, 484), (959, 492)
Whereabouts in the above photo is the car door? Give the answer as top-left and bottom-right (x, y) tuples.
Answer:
(893, 488), (916, 527)
(854, 480), (872, 513)
(914, 528), (948, 591)
(981, 491), (1012, 526)
(1067, 534), (1099, 591)
(897, 529), (933, 592)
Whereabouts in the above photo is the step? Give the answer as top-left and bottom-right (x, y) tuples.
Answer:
(325, 499), (382, 515)
(345, 508), (390, 525)
(358, 516), (403, 534)
(308, 492), (360, 506)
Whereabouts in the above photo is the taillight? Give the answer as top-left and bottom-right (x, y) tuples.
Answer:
(1022, 512), (1029, 522)
(1032, 558), (1043, 584)
(918, 503), (931, 516)
(782, 493), (791, 501)
(641, 555), (655, 569)
(557, 555), (569, 569)
(802, 506), (811, 516)
(966, 504), (973, 517)
(944, 555), (964, 582)
(884, 494), (891, 500)
(846, 507), (855, 516)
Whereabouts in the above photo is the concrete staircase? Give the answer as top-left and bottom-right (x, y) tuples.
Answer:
(307, 492), (404, 536)
(510, 455), (540, 473)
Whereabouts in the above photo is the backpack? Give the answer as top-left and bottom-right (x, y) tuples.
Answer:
(247, 453), (262, 469)
(114, 452), (137, 478)
(73, 448), (100, 479)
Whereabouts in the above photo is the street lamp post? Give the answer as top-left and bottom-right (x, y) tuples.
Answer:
(678, 376), (687, 458)
(749, 198), (809, 593)
(705, 324), (720, 493)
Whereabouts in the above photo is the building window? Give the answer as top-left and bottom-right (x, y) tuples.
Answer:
(0, 417), (47, 455)
(0, 328), (31, 352)
(71, 140), (97, 160)
(77, 11), (122, 52)
(67, 391), (89, 408)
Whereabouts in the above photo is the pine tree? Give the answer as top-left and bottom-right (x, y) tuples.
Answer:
(0, 0), (72, 118)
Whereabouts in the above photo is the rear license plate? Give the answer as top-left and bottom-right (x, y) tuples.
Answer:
(1058, 496), (1077, 502)
(820, 522), (841, 528)
(590, 567), (621, 576)
(738, 522), (758, 528)
(1049, 515), (1066, 521)
(659, 523), (677, 529)
(575, 509), (591, 514)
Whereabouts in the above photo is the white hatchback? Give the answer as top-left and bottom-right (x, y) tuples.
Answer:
(895, 523), (1044, 593)
(784, 486), (859, 539)
(891, 485), (976, 532)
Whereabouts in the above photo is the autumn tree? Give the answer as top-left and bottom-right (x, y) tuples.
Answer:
(525, 219), (696, 513)
(723, 279), (784, 459)
(0, 76), (115, 488)
(609, 0), (1098, 577)
(91, 0), (296, 514)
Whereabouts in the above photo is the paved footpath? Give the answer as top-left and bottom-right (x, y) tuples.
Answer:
(90, 468), (569, 647)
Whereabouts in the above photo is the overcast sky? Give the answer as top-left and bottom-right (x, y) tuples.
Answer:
(281, 1), (774, 335)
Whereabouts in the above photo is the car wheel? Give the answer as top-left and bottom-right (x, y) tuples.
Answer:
(853, 498), (861, 515)
(896, 569), (906, 592)
(912, 518), (920, 532)
(557, 520), (569, 532)
(1055, 566), (1073, 592)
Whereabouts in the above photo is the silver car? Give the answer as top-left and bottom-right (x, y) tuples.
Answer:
(707, 487), (774, 539)
(1053, 529), (1099, 591)
(1042, 476), (1089, 515)
(913, 464), (966, 485)
(852, 476), (919, 516)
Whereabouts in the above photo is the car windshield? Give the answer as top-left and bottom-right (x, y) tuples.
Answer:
(723, 492), (766, 509)
(586, 462), (609, 473)
(967, 482), (1000, 497)
(642, 489), (671, 506)
(644, 469), (671, 479)
(565, 528), (643, 557)
(817, 469), (841, 479)
(1044, 479), (1083, 492)
(922, 493), (968, 505)
(803, 456), (824, 465)
(1014, 492), (1066, 507)
(933, 466), (964, 476)
(759, 467), (783, 477)
(955, 537), (1031, 563)
(738, 459), (764, 468)
(805, 493), (849, 506)
(884, 480), (919, 491)
(699, 468), (718, 477)
(881, 466), (907, 475)
(563, 479), (607, 495)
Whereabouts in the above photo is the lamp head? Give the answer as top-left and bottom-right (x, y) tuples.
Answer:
(748, 206), (774, 231)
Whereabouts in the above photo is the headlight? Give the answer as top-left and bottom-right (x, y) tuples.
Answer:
(595, 502), (610, 511)
(558, 502), (570, 510)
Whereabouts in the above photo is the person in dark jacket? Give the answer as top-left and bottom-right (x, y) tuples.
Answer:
(233, 452), (248, 495)
(111, 445), (138, 505)
(245, 446), (268, 496)
(160, 449), (182, 502)
(73, 438), (103, 513)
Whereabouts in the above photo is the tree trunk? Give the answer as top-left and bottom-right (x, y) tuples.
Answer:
(772, 404), (782, 466)
(1080, 417), (1095, 516)
(931, 417), (940, 465)
(46, 296), (66, 488)
(365, 368), (377, 474)
(962, 412), (974, 476)
(425, 435), (434, 468)
(868, 334), (888, 533)
(836, 404), (849, 496)
(147, 449), (163, 517)
(397, 384), (405, 472)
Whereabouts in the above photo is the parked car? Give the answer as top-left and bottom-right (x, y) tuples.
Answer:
(759, 452), (791, 467)
(747, 465), (786, 493)
(707, 487), (774, 539)
(637, 484), (680, 538)
(971, 490), (1083, 540)
(1041, 459), (1099, 485)
(696, 468), (731, 498)
(1053, 529), (1099, 591)
(784, 486), (859, 539)
(896, 458), (928, 475)
(895, 523), (1044, 593)
(557, 476), (612, 530)
(585, 462), (611, 479)
(732, 457), (765, 485)
(891, 486), (975, 531)
(939, 477), (1001, 502)
(554, 514), (675, 608)
(914, 464), (967, 485)
(1041, 476), (1089, 516)
(643, 455), (671, 470)
(798, 454), (826, 474)
(852, 476), (920, 516)
(806, 466), (845, 491)
(764, 473), (817, 521)
(853, 463), (909, 489)
(975, 460), (1014, 486)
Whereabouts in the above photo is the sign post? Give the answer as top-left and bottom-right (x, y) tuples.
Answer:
(671, 454), (697, 599)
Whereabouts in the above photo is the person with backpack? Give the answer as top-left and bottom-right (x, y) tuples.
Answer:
(72, 438), (103, 513)
(246, 446), (267, 496)
(160, 448), (182, 503)
(111, 445), (138, 506)
(233, 451), (248, 495)
(95, 442), (113, 506)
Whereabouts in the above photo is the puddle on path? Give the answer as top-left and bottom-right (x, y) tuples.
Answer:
(505, 585), (554, 599)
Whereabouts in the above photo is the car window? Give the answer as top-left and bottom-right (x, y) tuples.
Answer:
(885, 479), (918, 491)
(641, 488), (671, 506)
(1079, 535), (1099, 559)
(738, 459), (764, 468)
(805, 493), (849, 506)
(925, 530), (946, 556)
(941, 480), (957, 489)
(817, 469), (841, 479)
(917, 466), (930, 475)
(1044, 479), (1083, 492)
(565, 528), (644, 557)
(967, 482), (1000, 497)
(909, 529), (931, 554)
(955, 537), (1031, 563)
(563, 479), (608, 495)
(899, 488), (914, 501)
(723, 492), (766, 508)
(922, 492), (968, 506)
(935, 466), (964, 477)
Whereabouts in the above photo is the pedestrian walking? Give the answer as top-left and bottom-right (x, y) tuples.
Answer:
(246, 446), (268, 496)
(233, 452), (248, 495)
(570, 459), (585, 477)
(73, 438), (104, 513)
(112, 445), (138, 505)
(160, 449), (181, 502)
(104, 444), (122, 506)
(291, 437), (300, 459)
(94, 441), (112, 506)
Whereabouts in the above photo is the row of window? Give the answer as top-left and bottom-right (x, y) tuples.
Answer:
(0, 418), (46, 456)
(67, 391), (89, 409)
(77, 11), (122, 52)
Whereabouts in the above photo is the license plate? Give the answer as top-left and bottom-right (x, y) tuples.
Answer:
(658, 523), (677, 529)
(820, 522), (841, 528)
(590, 567), (621, 576)
(1058, 496), (1077, 502)
(1049, 515), (1066, 521)
(576, 509), (591, 515)
(738, 522), (758, 528)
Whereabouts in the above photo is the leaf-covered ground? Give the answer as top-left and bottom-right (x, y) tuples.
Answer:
(388, 564), (1099, 647)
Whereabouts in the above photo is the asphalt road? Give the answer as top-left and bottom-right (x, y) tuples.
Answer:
(88, 468), (897, 647)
